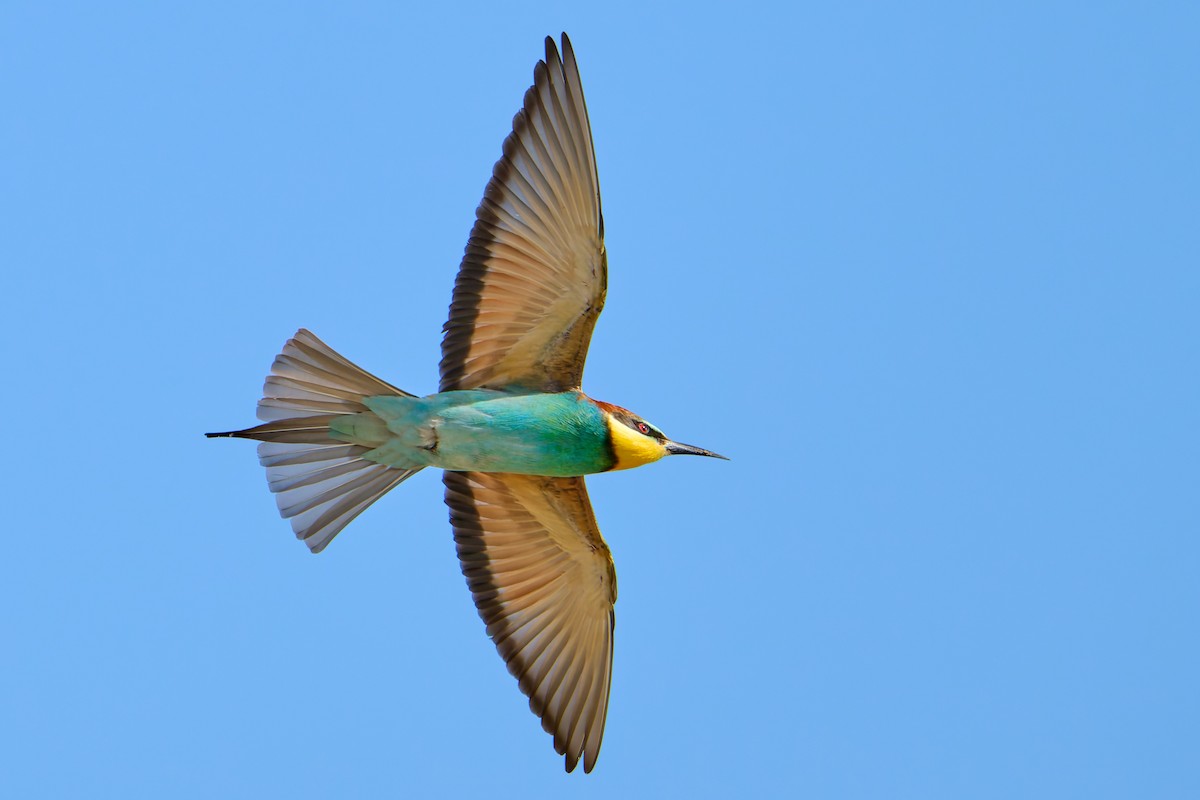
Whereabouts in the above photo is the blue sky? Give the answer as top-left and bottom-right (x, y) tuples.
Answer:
(3, 2), (1197, 797)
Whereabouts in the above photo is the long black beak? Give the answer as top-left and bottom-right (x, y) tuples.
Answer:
(665, 441), (729, 460)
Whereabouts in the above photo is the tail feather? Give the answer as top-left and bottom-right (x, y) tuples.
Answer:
(208, 415), (343, 444)
(208, 329), (421, 553)
(259, 442), (364, 468)
(267, 454), (367, 493)
(276, 455), (414, 553)
(257, 328), (412, 421)
(256, 440), (419, 553)
(259, 387), (358, 420)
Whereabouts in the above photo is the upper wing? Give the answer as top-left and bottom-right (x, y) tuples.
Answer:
(439, 34), (606, 393)
(444, 471), (616, 773)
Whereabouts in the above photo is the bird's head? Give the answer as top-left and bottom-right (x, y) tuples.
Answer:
(594, 400), (728, 471)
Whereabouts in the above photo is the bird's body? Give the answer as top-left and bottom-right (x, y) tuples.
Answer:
(334, 389), (640, 476)
(209, 34), (723, 774)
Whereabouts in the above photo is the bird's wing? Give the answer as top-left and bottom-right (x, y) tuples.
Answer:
(440, 34), (606, 393)
(444, 470), (616, 773)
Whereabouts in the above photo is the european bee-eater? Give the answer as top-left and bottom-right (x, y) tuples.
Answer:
(209, 33), (725, 773)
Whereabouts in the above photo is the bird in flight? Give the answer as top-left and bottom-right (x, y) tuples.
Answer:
(208, 33), (725, 773)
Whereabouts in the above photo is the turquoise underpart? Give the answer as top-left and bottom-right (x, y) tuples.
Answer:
(339, 390), (614, 477)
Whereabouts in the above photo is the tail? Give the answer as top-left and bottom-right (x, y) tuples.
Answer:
(208, 329), (421, 553)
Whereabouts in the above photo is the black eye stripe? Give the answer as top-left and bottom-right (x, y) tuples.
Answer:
(614, 410), (664, 440)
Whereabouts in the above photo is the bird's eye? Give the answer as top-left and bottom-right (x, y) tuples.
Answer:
(636, 422), (650, 435)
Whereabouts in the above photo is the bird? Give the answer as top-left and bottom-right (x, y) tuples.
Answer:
(208, 33), (725, 773)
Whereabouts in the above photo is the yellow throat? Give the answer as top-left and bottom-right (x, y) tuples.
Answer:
(606, 414), (668, 471)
